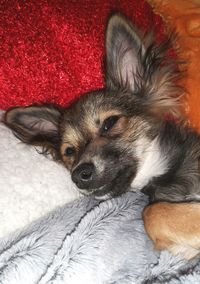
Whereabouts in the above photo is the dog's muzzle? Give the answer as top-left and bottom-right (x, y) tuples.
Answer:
(72, 163), (95, 189)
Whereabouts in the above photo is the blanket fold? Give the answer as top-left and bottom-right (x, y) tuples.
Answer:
(0, 192), (199, 283)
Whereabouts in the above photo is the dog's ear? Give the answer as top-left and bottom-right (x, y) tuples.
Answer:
(4, 106), (62, 158)
(106, 14), (144, 92)
(106, 14), (184, 119)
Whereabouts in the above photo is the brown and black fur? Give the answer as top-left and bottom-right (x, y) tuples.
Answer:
(4, 14), (200, 259)
(4, 14), (183, 197)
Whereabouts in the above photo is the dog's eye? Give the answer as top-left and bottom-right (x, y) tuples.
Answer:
(102, 116), (119, 133)
(65, 147), (75, 156)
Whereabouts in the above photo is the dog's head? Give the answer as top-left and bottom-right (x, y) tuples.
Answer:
(5, 14), (183, 198)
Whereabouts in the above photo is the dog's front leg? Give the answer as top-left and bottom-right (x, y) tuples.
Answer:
(143, 202), (200, 260)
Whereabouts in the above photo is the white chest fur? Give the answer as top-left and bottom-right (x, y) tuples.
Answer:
(131, 138), (168, 191)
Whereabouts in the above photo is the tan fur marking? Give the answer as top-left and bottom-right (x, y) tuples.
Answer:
(62, 126), (83, 149)
(143, 202), (200, 259)
(60, 143), (75, 170)
(83, 110), (123, 137)
(83, 115), (98, 136)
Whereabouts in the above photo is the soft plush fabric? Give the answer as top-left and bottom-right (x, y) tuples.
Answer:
(0, 111), (79, 237)
(0, 0), (165, 110)
(0, 191), (199, 284)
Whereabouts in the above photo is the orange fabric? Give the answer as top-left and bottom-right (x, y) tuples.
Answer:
(147, 0), (200, 132)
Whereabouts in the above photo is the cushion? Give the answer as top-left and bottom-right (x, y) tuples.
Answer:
(0, 111), (79, 237)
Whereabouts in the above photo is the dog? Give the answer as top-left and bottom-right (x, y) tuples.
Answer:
(4, 14), (200, 259)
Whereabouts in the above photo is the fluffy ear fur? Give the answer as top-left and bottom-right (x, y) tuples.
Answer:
(106, 14), (184, 119)
(4, 106), (62, 159)
(106, 14), (144, 92)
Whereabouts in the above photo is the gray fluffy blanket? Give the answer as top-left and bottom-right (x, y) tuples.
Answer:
(0, 192), (199, 284)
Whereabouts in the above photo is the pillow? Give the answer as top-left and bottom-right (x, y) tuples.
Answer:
(0, 111), (79, 237)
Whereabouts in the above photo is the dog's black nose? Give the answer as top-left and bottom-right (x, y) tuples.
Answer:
(72, 163), (95, 189)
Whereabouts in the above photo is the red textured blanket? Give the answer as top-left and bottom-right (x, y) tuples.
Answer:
(0, 0), (165, 109)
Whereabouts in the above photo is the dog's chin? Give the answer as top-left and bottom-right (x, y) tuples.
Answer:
(77, 186), (111, 200)
(78, 166), (135, 199)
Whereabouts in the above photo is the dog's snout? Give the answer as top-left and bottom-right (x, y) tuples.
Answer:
(72, 163), (95, 189)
